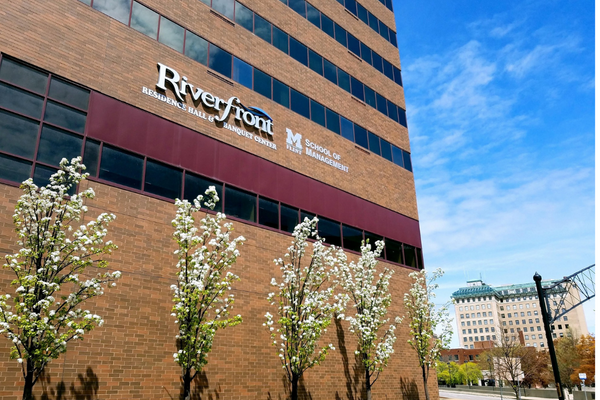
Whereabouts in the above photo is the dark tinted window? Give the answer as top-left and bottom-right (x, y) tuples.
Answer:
(334, 24), (347, 47)
(253, 69), (272, 98)
(301, 211), (316, 223)
(144, 159), (182, 199)
(208, 45), (232, 78)
(289, 37), (308, 66)
(357, 3), (368, 24)
(213, 0), (234, 19)
(130, 2), (159, 39)
(345, 0), (357, 14)
(325, 108), (340, 134)
(404, 244), (417, 268)
(272, 26), (289, 53)
(321, 14), (334, 38)
(364, 86), (376, 108)
(306, 3), (320, 27)
(289, 0), (306, 17)
(380, 139), (392, 161)
(0, 110), (38, 158)
(372, 52), (383, 73)
(318, 217), (341, 246)
(337, 69), (350, 93)
(233, 58), (253, 89)
(158, 18), (184, 52)
(364, 231), (383, 252)
(390, 32), (397, 47)
(43, 101), (86, 133)
(33, 165), (58, 188)
(254, 14), (272, 43)
(234, 1), (253, 31)
(368, 132), (380, 155)
(99, 145), (144, 190)
(92, 0), (131, 25)
(184, 173), (222, 209)
(48, 78), (90, 110)
(323, 59), (337, 84)
(368, 12), (379, 33)
(354, 125), (368, 149)
(360, 43), (371, 64)
(0, 59), (48, 95)
(83, 139), (100, 177)
(347, 33), (360, 56)
(259, 197), (279, 229)
(36, 126), (83, 167)
(340, 117), (353, 141)
(391, 145), (404, 168)
(342, 224), (362, 252)
(387, 102), (398, 122)
(379, 25), (390, 42)
(310, 100), (325, 127)
(0, 153), (31, 184)
(350, 76), (364, 101)
(224, 186), (256, 222)
(383, 60), (394, 81)
(393, 67), (403, 86)
(290, 89), (310, 119)
(280, 204), (299, 233)
(185, 32), (208, 65)
(416, 248), (423, 269)
(0, 83), (44, 118)
(308, 50), (323, 75)
(272, 79), (289, 108)
(403, 151), (413, 172)
(398, 108), (407, 127)
(376, 93), (387, 114)
(385, 238), (404, 264)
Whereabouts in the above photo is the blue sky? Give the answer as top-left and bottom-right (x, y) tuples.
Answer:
(393, 0), (595, 347)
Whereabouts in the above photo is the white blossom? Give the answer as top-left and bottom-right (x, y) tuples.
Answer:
(171, 187), (244, 399)
(0, 157), (119, 396)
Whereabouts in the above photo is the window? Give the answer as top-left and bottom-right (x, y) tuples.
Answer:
(254, 15), (272, 44)
(460, 314), (464, 319)
(337, 69), (350, 93)
(368, 132), (380, 155)
(354, 125), (368, 149)
(93, 0), (132, 25)
(290, 89), (310, 119)
(280, 204), (299, 233)
(272, 79), (289, 108)
(143, 160), (182, 199)
(130, 2), (159, 39)
(340, 117), (354, 141)
(385, 238), (404, 264)
(258, 197), (279, 229)
(360, 42), (372, 64)
(350, 76), (364, 101)
(334, 23), (347, 47)
(403, 244), (417, 268)
(534, 311), (538, 315)
(364, 86), (376, 108)
(208, 45), (232, 78)
(306, 3), (320, 27)
(253, 69), (272, 99)
(184, 32), (208, 65)
(235, 2), (253, 31)
(308, 50), (323, 76)
(391, 145), (403, 168)
(99, 146), (144, 190)
(320, 14), (334, 38)
(224, 186), (256, 222)
(289, 0), (306, 17)
(380, 139), (392, 161)
(233, 58), (253, 89)
(49, 78), (90, 110)
(289, 37), (308, 66)
(83, 140), (100, 177)
(347, 33), (360, 56)
(342, 224), (362, 252)
(310, 100), (325, 127)
(184, 173), (222, 208)
(325, 108), (340, 134)
(213, 0), (234, 19)
(272, 26), (289, 53)
(318, 217), (341, 247)
(323, 59), (337, 84)
(158, 17), (184, 52)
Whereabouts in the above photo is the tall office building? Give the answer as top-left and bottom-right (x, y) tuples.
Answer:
(0, 0), (425, 397)
(452, 279), (588, 350)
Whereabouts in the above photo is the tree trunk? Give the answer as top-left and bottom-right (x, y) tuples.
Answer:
(291, 374), (299, 400)
(422, 365), (430, 400)
(365, 368), (372, 400)
(182, 369), (191, 400)
(22, 361), (35, 400)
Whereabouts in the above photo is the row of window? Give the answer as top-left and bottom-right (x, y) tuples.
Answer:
(0, 57), (424, 270)
(81, 0), (413, 171)
(500, 302), (538, 311)
(463, 335), (496, 343)
(280, 0), (400, 77)
(459, 304), (492, 311)
(462, 327), (496, 334)
(460, 319), (493, 326)
(333, 0), (394, 28)
(0, 58), (91, 186)
(231, 0), (406, 124)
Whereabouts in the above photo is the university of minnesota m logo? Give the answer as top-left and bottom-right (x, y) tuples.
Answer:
(286, 128), (302, 154)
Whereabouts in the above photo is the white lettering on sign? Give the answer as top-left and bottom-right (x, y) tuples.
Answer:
(223, 123), (277, 150)
(285, 128), (348, 172)
(286, 128), (303, 154)
(155, 63), (274, 136)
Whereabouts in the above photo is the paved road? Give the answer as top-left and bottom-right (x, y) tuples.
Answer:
(439, 389), (522, 400)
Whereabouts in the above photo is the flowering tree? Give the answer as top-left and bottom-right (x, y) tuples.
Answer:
(338, 240), (402, 400)
(0, 157), (120, 400)
(171, 187), (245, 400)
(265, 217), (346, 400)
(403, 268), (452, 400)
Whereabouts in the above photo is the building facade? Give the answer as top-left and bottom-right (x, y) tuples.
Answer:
(0, 0), (427, 398)
(452, 280), (588, 350)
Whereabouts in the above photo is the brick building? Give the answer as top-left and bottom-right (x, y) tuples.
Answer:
(440, 341), (495, 365)
(0, 0), (426, 398)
